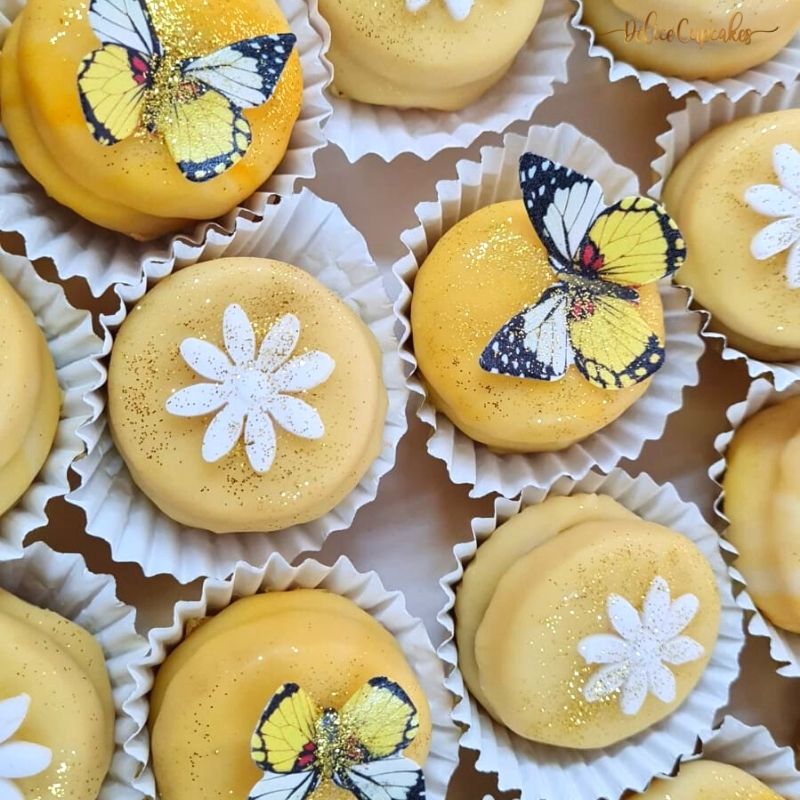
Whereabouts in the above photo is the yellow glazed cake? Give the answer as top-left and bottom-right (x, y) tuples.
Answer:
(0, 275), (60, 516)
(318, 0), (544, 110)
(455, 494), (720, 749)
(581, 0), (800, 81)
(663, 110), (800, 362)
(0, 587), (115, 799)
(723, 395), (800, 633)
(640, 760), (783, 799)
(151, 589), (432, 800)
(0, 0), (302, 240)
(108, 257), (387, 533)
(411, 153), (685, 452)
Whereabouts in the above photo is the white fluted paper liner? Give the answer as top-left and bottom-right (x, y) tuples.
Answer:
(651, 83), (800, 391)
(0, 0), (332, 297)
(394, 123), (705, 500)
(68, 188), (408, 584)
(437, 469), (745, 800)
(0, 248), (104, 561)
(136, 554), (460, 799)
(0, 542), (151, 799)
(709, 377), (800, 679)
(307, 0), (572, 163)
(570, 0), (800, 102)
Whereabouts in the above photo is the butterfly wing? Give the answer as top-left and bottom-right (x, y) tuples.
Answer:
(248, 771), (319, 800)
(87, 0), (160, 55)
(334, 756), (426, 800)
(574, 197), (686, 286)
(479, 284), (574, 381)
(519, 153), (606, 272)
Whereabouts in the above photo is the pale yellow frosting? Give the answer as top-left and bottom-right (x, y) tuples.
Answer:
(410, 200), (663, 452)
(582, 0), (800, 81)
(150, 590), (431, 800)
(319, 0), (544, 110)
(640, 760), (783, 799)
(664, 110), (800, 362)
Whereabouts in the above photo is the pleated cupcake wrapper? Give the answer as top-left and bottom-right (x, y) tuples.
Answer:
(709, 377), (800, 679)
(570, 0), (800, 102)
(0, 542), (150, 799)
(306, 0), (572, 163)
(437, 468), (745, 800)
(0, 0), (332, 297)
(393, 123), (705, 500)
(0, 248), (104, 561)
(68, 188), (409, 584)
(651, 83), (800, 391)
(135, 553), (460, 800)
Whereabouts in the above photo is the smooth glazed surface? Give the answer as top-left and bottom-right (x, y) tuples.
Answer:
(724, 395), (800, 633)
(319, 0), (544, 110)
(0, 0), (302, 239)
(582, 0), (800, 81)
(456, 495), (720, 748)
(640, 760), (783, 799)
(664, 110), (800, 362)
(108, 257), (387, 533)
(410, 200), (663, 452)
(150, 590), (432, 800)
(0, 588), (114, 799)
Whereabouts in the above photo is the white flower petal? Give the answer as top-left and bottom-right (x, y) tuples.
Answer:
(165, 383), (227, 417)
(269, 395), (325, 440)
(607, 594), (642, 641)
(0, 742), (51, 777)
(647, 663), (677, 704)
(202, 403), (245, 463)
(405, 0), (430, 11)
(180, 338), (232, 381)
(577, 634), (629, 665)
(0, 696), (29, 744)
(620, 662), (649, 716)
(787, 239), (800, 289)
(751, 215), (800, 261)
(745, 184), (800, 218)
(660, 635), (705, 666)
(0, 778), (23, 800)
(223, 304), (256, 367)
(272, 351), (335, 393)
(663, 593), (700, 640)
(257, 314), (300, 374)
(444, 0), (473, 21)
(244, 409), (277, 474)
(774, 143), (800, 196)
(642, 576), (671, 638)
(583, 663), (628, 702)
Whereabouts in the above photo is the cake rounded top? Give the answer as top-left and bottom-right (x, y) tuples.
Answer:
(640, 760), (783, 799)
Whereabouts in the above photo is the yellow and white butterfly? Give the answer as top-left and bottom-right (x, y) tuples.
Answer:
(77, 0), (296, 182)
(480, 153), (687, 390)
(249, 676), (425, 800)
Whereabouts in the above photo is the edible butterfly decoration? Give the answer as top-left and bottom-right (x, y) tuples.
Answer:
(480, 154), (687, 390)
(249, 677), (425, 800)
(77, 0), (296, 182)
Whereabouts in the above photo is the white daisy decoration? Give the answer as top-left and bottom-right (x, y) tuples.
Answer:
(744, 143), (800, 289)
(577, 576), (705, 717)
(0, 694), (52, 800)
(166, 304), (335, 475)
(405, 0), (474, 22)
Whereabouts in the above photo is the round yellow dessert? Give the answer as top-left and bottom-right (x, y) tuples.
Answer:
(318, 0), (544, 110)
(640, 760), (783, 799)
(410, 201), (665, 452)
(0, 587), (115, 799)
(663, 110), (800, 362)
(151, 589), (432, 800)
(456, 494), (721, 749)
(582, 0), (800, 81)
(108, 257), (387, 533)
(0, 274), (60, 516)
(723, 395), (800, 633)
(0, 0), (302, 240)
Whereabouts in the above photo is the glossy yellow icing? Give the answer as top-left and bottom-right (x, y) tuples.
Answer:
(582, 0), (800, 80)
(0, 588), (114, 799)
(640, 760), (782, 799)
(150, 590), (431, 800)
(664, 110), (800, 362)
(319, 0), (544, 110)
(108, 257), (387, 533)
(410, 200), (663, 452)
